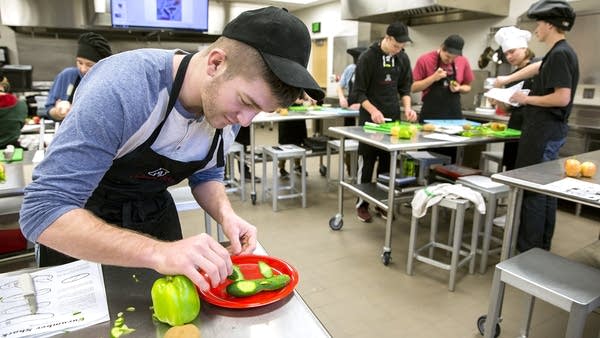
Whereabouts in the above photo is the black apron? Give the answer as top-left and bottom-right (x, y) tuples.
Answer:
(39, 53), (226, 266)
(418, 57), (462, 123)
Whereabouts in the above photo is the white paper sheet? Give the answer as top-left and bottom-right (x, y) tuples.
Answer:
(484, 81), (530, 107)
(423, 133), (469, 142)
(0, 260), (109, 338)
(542, 177), (600, 203)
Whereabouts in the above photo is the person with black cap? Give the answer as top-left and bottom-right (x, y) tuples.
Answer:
(411, 34), (474, 163)
(495, 0), (579, 253)
(337, 47), (366, 111)
(411, 34), (474, 123)
(20, 7), (324, 291)
(42, 32), (112, 121)
(352, 21), (417, 222)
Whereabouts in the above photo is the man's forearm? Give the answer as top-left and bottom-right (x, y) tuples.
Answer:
(411, 78), (433, 93)
(37, 208), (161, 269)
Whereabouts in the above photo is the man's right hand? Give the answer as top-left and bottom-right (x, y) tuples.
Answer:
(339, 97), (348, 108)
(370, 110), (386, 124)
(152, 233), (232, 291)
(433, 67), (447, 82)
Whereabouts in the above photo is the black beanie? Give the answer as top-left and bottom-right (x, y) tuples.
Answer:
(77, 32), (112, 63)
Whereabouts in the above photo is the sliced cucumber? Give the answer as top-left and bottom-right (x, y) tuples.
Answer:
(258, 261), (273, 278)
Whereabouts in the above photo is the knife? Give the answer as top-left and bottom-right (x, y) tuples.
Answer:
(17, 273), (37, 314)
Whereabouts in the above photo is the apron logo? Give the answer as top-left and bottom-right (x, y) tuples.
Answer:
(384, 74), (392, 82)
(148, 168), (170, 177)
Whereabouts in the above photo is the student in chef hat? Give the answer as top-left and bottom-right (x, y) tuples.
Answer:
(42, 32), (112, 121)
(493, 26), (538, 171)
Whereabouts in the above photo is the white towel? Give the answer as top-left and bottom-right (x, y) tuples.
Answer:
(411, 183), (486, 218)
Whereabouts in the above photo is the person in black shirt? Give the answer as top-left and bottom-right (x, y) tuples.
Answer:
(352, 21), (417, 222)
(496, 0), (579, 252)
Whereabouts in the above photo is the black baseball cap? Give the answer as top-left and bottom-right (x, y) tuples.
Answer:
(386, 21), (412, 43)
(222, 7), (324, 101)
(527, 0), (575, 31)
(443, 34), (464, 55)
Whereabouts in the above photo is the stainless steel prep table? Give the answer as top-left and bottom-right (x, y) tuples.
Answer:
(248, 108), (358, 204)
(482, 150), (600, 337)
(0, 151), (34, 199)
(327, 125), (519, 265)
(2, 245), (331, 338)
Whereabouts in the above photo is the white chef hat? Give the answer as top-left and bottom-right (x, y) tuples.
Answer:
(494, 26), (532, 52)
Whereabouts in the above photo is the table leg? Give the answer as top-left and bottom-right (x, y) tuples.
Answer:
(250, 123), (257, 204)
(382, 151), (398, 265)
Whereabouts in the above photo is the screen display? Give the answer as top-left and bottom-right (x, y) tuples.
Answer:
(111, 0), (208, 31)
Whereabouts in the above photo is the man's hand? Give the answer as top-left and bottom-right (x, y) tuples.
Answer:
(510, 91), (529, 106)
(433, 67), (447, 82)
(152, 233), (233, 292)
(404, 108), (417, 122)
(339, 96), (349, 108)
(370, 110), (386, 124)
(52, 100), (71, 121)
(220, 213), (257, 256)
(494, 76), (509, 88)
(449, 80), (461, 93)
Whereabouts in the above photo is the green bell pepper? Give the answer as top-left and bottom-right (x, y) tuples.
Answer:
(151, 275), (200, 326)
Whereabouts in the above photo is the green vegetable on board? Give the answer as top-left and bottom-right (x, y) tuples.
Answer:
(151, 275), (200, 326)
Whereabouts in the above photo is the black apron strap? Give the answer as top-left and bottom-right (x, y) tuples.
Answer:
(67, 75), (82, 103)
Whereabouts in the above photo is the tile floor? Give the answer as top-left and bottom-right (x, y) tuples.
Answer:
(177, 124), (600, 338)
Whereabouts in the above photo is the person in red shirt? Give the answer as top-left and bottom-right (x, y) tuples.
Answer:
(411, 34), (474, 123)
(411, 34), (474, 162)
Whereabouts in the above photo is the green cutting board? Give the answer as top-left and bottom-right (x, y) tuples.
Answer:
(0, 148), (24, 162)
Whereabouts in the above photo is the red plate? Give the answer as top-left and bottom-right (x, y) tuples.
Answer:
(199, 255), (299, 309)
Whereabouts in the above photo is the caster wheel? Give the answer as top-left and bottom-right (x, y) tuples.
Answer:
(329, 215), (343, 230)
(477, 315), (500, 338)
(251, 193), (257, 205)
(319, 165), (327, 177)
(382, 252), (391, 265)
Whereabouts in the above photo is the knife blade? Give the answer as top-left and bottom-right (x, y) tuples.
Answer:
(17, 273), (37, 314)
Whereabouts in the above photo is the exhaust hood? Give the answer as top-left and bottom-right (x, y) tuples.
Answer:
(341, 0), (509, 26)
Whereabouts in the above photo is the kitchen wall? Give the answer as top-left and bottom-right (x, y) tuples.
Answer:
(1, 0), (597, 87)
(295, 0), (598, 98)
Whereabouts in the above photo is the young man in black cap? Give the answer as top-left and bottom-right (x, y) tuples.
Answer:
(21, 7), (324, 290)
(496, 0), (579, 252)
(43, 32), (112, 121)
(352, 21), (417, 222)
(411, 34), (474, 123)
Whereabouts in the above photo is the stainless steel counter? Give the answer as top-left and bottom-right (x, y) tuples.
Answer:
(327, 125), (519, 265)
(67, 265), (329, 338)
(462, 111), (509, 123)
(3, 244), (330, 337)
(483, 150), (600, 337)
(0, 151), (33, 199)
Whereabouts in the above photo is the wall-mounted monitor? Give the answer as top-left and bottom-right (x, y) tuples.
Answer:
(111, 0), (208, 32)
